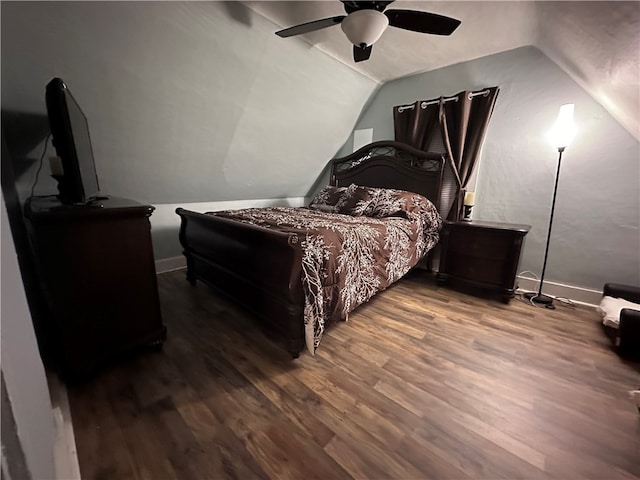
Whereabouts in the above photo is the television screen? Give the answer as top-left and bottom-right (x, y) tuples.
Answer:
(45, 78), (100, 203)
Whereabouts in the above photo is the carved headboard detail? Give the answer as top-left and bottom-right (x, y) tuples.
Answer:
(330, 141), (446, 212)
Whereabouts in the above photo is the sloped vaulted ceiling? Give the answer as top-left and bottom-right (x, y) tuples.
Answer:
(247, 1), (640, 140)
(535, 1), (639, 141)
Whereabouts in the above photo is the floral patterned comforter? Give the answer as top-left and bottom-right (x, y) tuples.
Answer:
(209, 185), (442, 354)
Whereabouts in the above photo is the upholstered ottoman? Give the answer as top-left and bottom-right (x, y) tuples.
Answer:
(600, 283), (640, 359)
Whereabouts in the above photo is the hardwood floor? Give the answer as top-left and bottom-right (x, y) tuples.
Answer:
(67, 269), (640, 479)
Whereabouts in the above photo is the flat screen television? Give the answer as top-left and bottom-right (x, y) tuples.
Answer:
(45, 77), (101, 204)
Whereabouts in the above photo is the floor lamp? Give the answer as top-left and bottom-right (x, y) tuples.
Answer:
(524, 104), (577, 308)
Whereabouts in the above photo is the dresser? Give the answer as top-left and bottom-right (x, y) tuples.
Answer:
(436, 220), (531, 303)
(25, 196), (166, 381)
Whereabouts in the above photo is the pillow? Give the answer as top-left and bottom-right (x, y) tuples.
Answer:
(308, 184), (373, 216)
(597, 296), (640, 328)
(339, 184), (375, 216)
(309, 203), (336, 213)
(308, 185), (346, 213)
(361, 187), (437, 219)
(365, 188), (416, 218)
(309, 185), (441, 232)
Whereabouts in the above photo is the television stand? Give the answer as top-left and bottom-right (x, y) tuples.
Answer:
(25, 196), (166, 381)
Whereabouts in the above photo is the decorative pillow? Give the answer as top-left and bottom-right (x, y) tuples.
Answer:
(597, 296), (640, 328)
(358, 187), (430, 218)
(365, 187), (442, 235)
(308, 184), (373, 216)
(364, 188), (412, 218)
(309, 203), (336, 213)
(308, 185), (346, 213)
(339, 184), (375, 216)
(309, 185), (441, 233)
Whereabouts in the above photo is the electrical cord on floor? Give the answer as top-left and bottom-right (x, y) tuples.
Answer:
(514, 270), (576, 309)
(518, 270), (540, 282)
(514, 270), (542, 307)
(28, 133), (52, 201)
(514, 269), (576, 310)
(553, 296), (576, 309)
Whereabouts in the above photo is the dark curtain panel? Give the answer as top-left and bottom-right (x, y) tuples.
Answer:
(393, 87), (499, 221)
(440, 86), (500, 220)
(393, 100), (440, 150)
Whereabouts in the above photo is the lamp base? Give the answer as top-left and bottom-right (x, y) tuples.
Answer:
(523, 292), (555, 309)
(462, 204), (473, 222)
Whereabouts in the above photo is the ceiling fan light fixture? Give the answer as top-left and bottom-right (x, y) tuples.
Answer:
(341, 9), (389, 47)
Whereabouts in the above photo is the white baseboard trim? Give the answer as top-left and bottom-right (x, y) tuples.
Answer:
(155, 256), (186, 274)
(516, 276), (602, 307)
(154, 257), (602, 307)
(150, 197), (307, 235)
(152, 197), (306, 274)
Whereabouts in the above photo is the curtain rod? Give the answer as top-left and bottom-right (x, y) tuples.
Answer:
(396, 89), (491, 113)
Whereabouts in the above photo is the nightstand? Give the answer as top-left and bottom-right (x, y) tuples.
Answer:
(436, 220), (531, 303)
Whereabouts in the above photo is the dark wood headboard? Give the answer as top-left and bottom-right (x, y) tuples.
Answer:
(330, 141), (445, 212)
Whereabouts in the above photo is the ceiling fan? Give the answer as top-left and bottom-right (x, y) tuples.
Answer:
(275, 0), (461, 63)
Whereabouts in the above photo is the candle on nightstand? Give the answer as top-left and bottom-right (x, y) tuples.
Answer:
(49, 156), (64, 176)
(464, 191), (476, 206)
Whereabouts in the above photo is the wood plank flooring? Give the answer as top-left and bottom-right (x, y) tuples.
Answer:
(67, 269), (640, 479)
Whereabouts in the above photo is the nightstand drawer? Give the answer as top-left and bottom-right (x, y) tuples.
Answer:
(448, 230), (511, 260)
(436, 220), (531, 303)
(447, 255), (505, 286)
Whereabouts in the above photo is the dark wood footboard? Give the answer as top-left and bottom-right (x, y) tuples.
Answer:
(176, 208), (306, 356)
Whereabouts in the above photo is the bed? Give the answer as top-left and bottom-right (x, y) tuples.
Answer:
(176, 141), (446, 357)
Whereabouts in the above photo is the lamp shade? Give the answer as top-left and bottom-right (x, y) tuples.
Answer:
(548, 103), (577, 149)
(341, 10), (389, 47)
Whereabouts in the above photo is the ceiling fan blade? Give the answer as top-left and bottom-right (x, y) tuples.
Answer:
(385, 10), (461, 36)
(275, 16), (345, 38)
(353, 45), (373, 62)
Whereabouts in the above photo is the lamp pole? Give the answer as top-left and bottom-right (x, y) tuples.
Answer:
(525, 103), (576, 309)
(525, 147), (564, 307)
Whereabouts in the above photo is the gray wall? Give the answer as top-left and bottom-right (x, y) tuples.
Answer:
(1, 1), (378, 261)
(1, 196), (55, 480)
(342, 46), (639, 291)
(1, 1), (377, 205)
